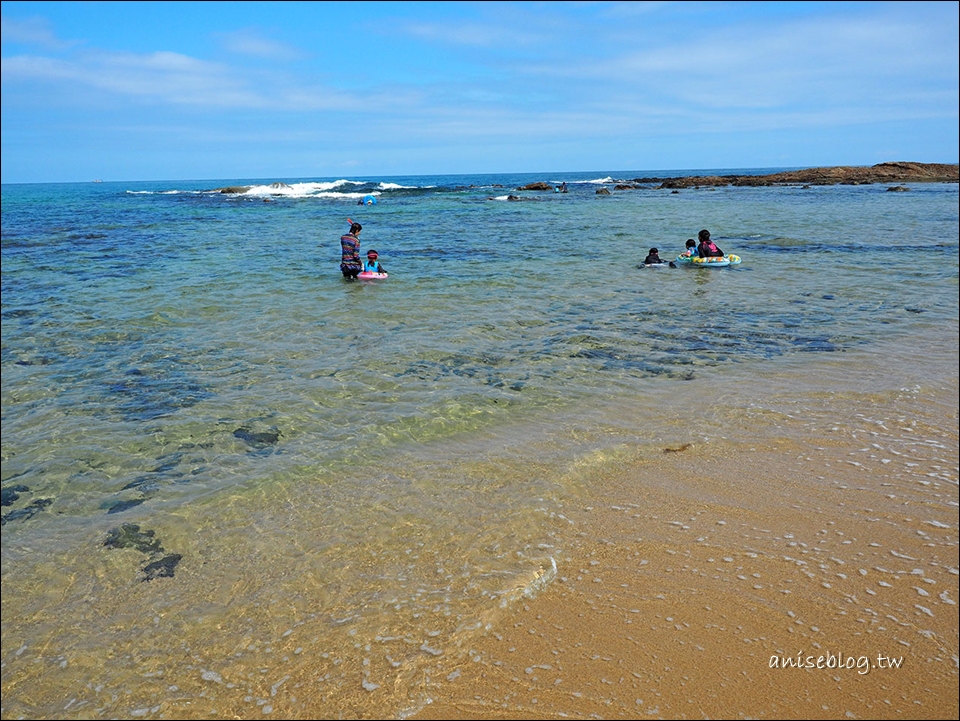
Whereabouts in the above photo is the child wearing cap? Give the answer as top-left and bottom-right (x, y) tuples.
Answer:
(363, 249), (386, 274)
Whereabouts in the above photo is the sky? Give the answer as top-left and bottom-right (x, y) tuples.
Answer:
(1, 1), (957, 184)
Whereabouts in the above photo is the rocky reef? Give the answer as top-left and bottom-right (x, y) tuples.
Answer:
(631, 162), (959, 189)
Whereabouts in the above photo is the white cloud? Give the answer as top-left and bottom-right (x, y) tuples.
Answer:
(1, 47), (364, 112)
(0, 16), (75, 51)
(216, 29), (302, 61)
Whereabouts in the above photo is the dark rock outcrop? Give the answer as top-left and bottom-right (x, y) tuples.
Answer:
(629, 162), (958, 189)
(516, 182), (554, 191)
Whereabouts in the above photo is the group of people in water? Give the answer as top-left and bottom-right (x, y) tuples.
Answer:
(340, 222), (726, 279)
(640, 229), (726, 267)
(339, 220), (386, 279)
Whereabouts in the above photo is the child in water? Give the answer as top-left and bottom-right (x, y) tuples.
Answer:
(363, 249), (386, 274)
(641, 247), (675, 267)
(681, 239), (697, 257)
(643, 247), (666, 265)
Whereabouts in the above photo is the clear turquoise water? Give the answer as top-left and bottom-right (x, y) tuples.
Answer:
(2, 172), (958, 719)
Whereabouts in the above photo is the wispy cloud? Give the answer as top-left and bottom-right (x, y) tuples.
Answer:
(0, 15), (75, 51)
(1, 47), (368, 112)
(216, 28), (302, 61)
(394, 19), (538, 49)
(2, 50), (265, 107)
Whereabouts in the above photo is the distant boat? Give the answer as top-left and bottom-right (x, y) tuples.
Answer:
(92, 179), (103, 183)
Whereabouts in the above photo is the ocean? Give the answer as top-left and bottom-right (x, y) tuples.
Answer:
(2, 170), (958, 719)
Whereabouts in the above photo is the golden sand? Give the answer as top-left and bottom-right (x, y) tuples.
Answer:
(411, 372), (959, 719)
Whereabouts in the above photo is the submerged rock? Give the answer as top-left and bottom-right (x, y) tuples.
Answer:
(104, 523), (164, 555)
(142, 554), (182, 582)
(1, 497), (52, 526)
(1, 484), (29, 507)
(234, 427), (281, 448)
(104, 522), (183, 581)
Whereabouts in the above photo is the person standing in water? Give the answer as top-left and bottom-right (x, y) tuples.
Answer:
(340, 220), (363, 279)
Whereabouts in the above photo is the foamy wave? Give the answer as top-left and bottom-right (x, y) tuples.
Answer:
(127, 178), (439, 198)
(243, 180), (364, 198)
(125, 189), (194, 195)
(498, 557), (557, 607)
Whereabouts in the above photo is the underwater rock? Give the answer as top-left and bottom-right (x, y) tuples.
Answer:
(1, 497), (52, 526)
(106, 498), (146, 515)
(142, 554), (182, 582)
(103, 522), (164, 555)
(1, 484), (29, 507)
(104, 522), (183, 581)
(234, 427), (281, 448)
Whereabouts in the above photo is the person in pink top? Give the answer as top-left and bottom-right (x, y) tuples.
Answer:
(696, 229), (724, 258)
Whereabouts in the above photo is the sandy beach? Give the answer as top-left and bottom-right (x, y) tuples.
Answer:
(411, 342), (959, 720)
(2, 174), (957, 721)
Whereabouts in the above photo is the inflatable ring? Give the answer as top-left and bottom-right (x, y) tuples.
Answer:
(362, 194), (377, 205)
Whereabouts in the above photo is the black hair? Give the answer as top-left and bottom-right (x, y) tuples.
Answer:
(698, 229), (710, 241)
(350, 222), (362, 234)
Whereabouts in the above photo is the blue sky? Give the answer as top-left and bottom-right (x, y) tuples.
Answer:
(2, 1), (957, 183)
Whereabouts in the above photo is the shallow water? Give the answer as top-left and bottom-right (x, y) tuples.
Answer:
(2, 171), (957, 719)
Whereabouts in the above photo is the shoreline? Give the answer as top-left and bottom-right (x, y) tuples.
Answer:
(408, 339), (960, 720)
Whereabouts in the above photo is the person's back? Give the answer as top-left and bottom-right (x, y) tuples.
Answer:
(340, 221), (363, 278)
(644, 247), (664, 265)
(696, 229), (724, 258)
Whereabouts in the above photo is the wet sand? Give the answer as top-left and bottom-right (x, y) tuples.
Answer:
(410, 349), (959, 719)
